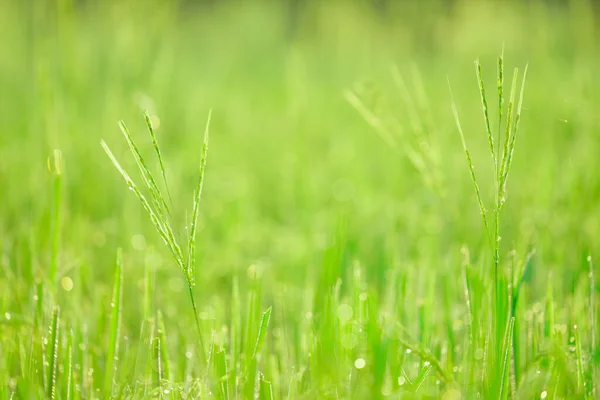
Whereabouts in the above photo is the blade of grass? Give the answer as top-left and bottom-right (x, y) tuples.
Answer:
(243, 303), (272, 400)
(231, 276), (241, 397)
(412, 364), (432, 392)
(573, 323), (585, 396)
(259, 372), (274, 400)
(157, 310), (172, 382)
(253, 307), (272, 359)
(215, 348), (230, 400)
(46, 307), (60, 400)
(66, 329), (73, 400)
(498, 316), (515, 400)
(105, 248), (123, 396)
(588, 255), (597, 398)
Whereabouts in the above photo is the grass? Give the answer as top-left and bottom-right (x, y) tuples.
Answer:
(1, 0), (599, 398)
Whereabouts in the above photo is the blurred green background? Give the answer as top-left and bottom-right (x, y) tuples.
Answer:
(1, 0), (599, 397)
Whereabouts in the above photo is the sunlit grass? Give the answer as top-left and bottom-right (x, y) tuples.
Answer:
(0, 1), (599, 399)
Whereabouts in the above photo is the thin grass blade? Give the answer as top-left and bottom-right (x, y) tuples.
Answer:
(105, 248), (123, 396)
(46, 307), (60, 400)
(157, 310), (172, 382)
(253, 307), (272, 358)
(66, 329), (74, 400)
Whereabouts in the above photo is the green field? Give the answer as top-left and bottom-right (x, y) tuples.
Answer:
(1, 0), (599, 398)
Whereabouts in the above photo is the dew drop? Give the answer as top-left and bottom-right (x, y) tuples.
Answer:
(4, 312), (10, 320)
(354, 358), (366, 369)
(398, 376), (406, 386)
(61, 277), (74, 292)
(540, 391), (547, 399)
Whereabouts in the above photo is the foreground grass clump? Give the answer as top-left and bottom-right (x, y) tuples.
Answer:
(1, 1), (599, 399)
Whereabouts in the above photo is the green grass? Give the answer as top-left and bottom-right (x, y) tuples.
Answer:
(1, 0), (599, 398)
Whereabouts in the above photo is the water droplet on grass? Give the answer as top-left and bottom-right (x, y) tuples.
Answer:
(61, 277), (74, 291)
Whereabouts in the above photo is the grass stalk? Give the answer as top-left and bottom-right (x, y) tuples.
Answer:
(102, 110), (212, 367)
